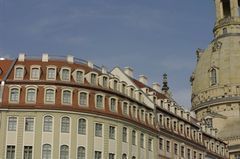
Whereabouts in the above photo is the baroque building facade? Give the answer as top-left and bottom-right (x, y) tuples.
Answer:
(191, 0), (240, 159)
(0, 54), (227, 159)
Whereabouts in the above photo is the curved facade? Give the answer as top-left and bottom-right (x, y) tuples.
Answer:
(0, 54), (227, 159)
(191, 0), (240, 158)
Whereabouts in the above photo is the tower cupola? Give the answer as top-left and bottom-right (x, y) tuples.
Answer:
(214, 0), (240, 38)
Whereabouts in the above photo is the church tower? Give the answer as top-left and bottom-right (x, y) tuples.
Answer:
(191, 0), (240, 158)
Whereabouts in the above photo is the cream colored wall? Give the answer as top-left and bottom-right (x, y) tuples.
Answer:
(0, 110), (158, 159)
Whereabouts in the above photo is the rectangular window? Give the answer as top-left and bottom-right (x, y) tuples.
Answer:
(109, 126), (115, 139)
(110, 98), (116, 112)
(95, 123), (102, 137)
(166, 140), (170, 152)
(181, 146), (185, 158)
(148, 138), (153, 151)
(8, 117), (17, 131)
(109, 153), (115, 159)
(79, 92), (87, 106)
(159, 138), (163, 150)
(47, 68), (56, 80)
(132, 130), (136, 145)
(174, 143), (178, 155)
(6, 145), (15, 159)
(122, 127), (128, 143)
(140, 133), (144, 148)
(94, 151), (102, 159)
(122, 102), (128, 115)
(23, 146), (33, 159)
(25, 118), (34, 131)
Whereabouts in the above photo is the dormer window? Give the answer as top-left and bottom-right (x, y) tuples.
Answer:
(47, 67), (56, 80)
(90, 73), (97, 85)
(31, 67), (40, 80)
(122, 83), (126, 94)
(61, 68), (70, 81)
(14, 66), (24, 80)
(76, 71), (84, 83)
(113, 80), (118, 91)
(130, 87), (134, 98)
(102, 76), (108, 87)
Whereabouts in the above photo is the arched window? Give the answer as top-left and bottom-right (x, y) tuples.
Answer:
(122, 154), (127, 159)
(90, 73), (97, 85)
(62, 90), (71, 105)
(61, 117), (70, 133)
(60, 145), (69, 159)
(47, 67), (56, 80)
(78, 118), (86, 135)
(96, 95), (103, 108)
(132, 156), (136, 159)
(45, 89), (55, 103)
(42, 144), (51, 159)
(79, 92), (88, 106)
(76, 70), (84, 83)
(10, 88), (20, 103)
(26, 88), (36, 103)
(140, 133), (144, 148)
(210, 68), (217, 85)
(43, 116), (52, 132)
(77, 146), (85, 159)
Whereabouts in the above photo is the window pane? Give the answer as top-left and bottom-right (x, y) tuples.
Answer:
(96, 95), (103, 108)
(76, 71), (83, 83)
(78, 119), (86, 135)
(77, 147), (85, 159)
(31, 68), (40, 79)
(109, 126), (115, 139)
(79, 92), (87, 106)
(122, 127), (127, 142)
(25, 118), (34, 131)
(6, 145), (15, 159)
(110, 98), (116, 112)
(10, 88), (19, 102)
(60, 145), (69, 159)
(8, 117), (17, 131)
(42, 144), (51, 159)
(62, 69), (70, 81)
(63, 90), (71, 104)
(43, 116), (52, 132)
(23, 146), (32, 159)
(46, 89), (55, 103)
(15, 67), (23, 79)
(27, 89), (36, 102)
(61, 117), (70, 133)
(95, 123), (102, 137)
(94, 151), (101, 159)
(47, 68), (56, 79)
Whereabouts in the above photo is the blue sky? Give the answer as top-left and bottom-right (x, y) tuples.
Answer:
(0, 0), (215, 108)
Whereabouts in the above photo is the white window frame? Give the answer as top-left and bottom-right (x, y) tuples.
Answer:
(42, 144), (52, 159)
(60, 67), (71, 81)
(30, 65), (41, 80)
(24, 117), (35, 132)
(95, 123), (103, 137)
(46, 66), (57, 80)
(78, 91), (89, 107)
(78, 118), (87, 135)
(61, 89), (73, 105)
(8, 116), (17, 131)
(109, 97), (118, 113)
(122, 101), (129, 116)
(14, 65), (24, 80)
(95, 94), (105, 109)
(61, 116), (70, 133)
(25, 86), (37, 104)
(44, 87), (56, 104)
(72, 69), (85, 84)
(9, 86), (21, 103)
(43, 115), (53, 132)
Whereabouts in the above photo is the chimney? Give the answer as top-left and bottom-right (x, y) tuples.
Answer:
(67, 55), (74, 63)
(88, 61), (93, 68)
(42, 53), (49, 62)
(139, 75), (148, 85)
(152, 83), (161, 92)
(18, 53), (25, 62)
(124, 67), (133, 77)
